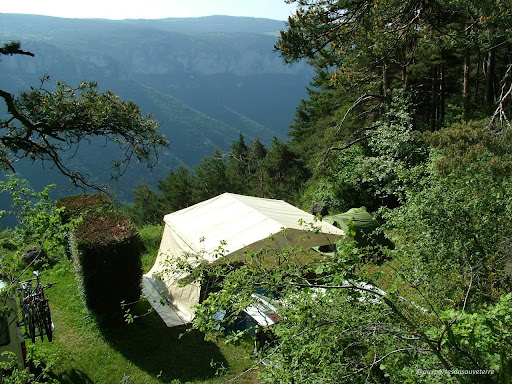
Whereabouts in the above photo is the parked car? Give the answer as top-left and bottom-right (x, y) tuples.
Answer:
(213, 291), (281, 355)
(244, 293), (280, 357)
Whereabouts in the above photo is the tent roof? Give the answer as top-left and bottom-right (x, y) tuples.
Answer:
(324, 208), (379, 233)
(163, 193), (344, 262)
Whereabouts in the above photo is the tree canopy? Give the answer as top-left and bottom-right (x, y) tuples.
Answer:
(278, 0), (512, 154)
(126, 135), (310, 225)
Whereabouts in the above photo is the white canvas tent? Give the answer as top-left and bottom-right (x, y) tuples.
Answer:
(143, 193), (345, 327)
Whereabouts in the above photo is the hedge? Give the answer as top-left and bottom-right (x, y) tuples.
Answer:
(56, 193), (112, 224)
(70, 211), (143, 321)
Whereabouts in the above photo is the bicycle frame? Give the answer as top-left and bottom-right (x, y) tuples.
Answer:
(18, 271), (56, 343)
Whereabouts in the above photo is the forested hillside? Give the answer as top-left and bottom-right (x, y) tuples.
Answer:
(0, 13), (312, 198)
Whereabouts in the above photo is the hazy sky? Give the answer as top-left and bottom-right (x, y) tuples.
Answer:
(1, 0), (297, 21)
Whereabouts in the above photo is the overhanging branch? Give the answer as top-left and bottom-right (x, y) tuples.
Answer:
(0, 42), (35, 57)
(0, 89), (45, 132)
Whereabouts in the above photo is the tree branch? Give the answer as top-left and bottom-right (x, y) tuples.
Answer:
(336, 94), (386, 135)
(288, 280), (466, 383)
(0, 89), (45, 132)
(340, 347), (416, 380)
(488, 64), (512, 131)
(0, 41), (34, 57)
(0, 79), (168, 191)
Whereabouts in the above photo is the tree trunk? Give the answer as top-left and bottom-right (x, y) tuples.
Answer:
(383, 59), (390, 101)
(485, 47), (496, 105)
(439, 61), (445, 126)
(402, 40), (413, 90)
(430, 66), (436, 131)
(474, 49), (481, 103)
(463, 49), (470, 120)
(462, 6), (471, 120)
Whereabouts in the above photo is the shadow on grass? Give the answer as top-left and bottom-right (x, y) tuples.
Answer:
(51, 368), (95, 384)
(98, 302), (228, 383)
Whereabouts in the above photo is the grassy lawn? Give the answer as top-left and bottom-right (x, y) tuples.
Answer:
(29, 225), (260, 384)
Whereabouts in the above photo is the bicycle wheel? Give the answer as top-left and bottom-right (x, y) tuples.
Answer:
(38, 314), (45, 342)
(35, 302), (46, 342)
(27, 307), (36, 343)
(42, 304), (53, 342)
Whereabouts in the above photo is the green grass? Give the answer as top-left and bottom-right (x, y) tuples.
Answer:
(29, 225), (260, 384)
(139, 224), (164, 273)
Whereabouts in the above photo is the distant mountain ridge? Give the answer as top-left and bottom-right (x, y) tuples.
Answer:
(1, 14), (289, 35)
(123, 15), (290, 34)
(0, 13), (312, 199)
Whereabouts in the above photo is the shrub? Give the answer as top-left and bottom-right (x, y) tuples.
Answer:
(71, 211), (143, 321)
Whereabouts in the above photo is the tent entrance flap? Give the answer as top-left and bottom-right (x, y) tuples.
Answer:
(142, 275), (190, 327)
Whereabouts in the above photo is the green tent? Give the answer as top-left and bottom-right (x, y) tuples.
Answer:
(324, 207), (393, 249)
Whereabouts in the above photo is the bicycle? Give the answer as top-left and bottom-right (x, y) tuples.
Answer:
(18, 271), (57, 343)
